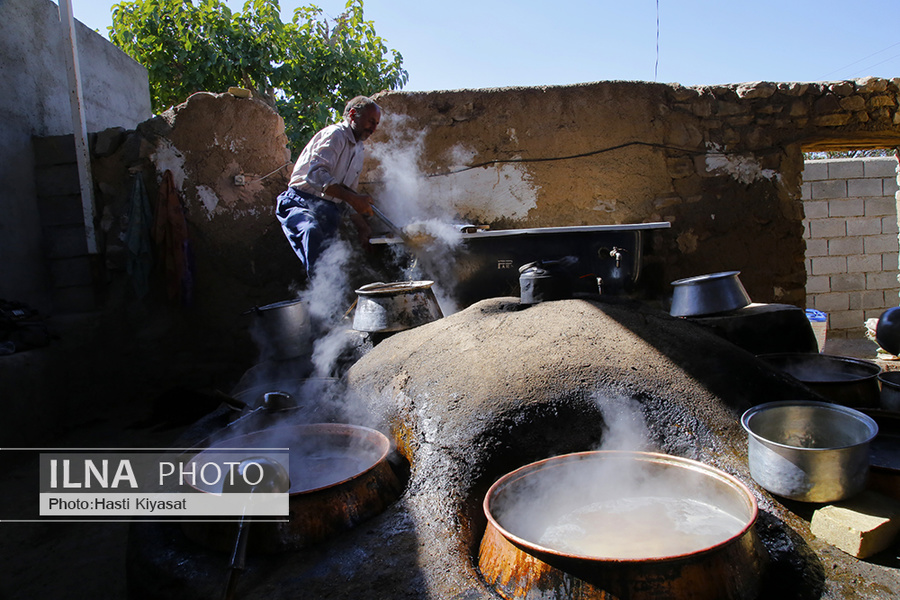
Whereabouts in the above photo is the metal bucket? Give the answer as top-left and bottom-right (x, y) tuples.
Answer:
(478, 451), (765, 600)
(741, 401), (878, 502)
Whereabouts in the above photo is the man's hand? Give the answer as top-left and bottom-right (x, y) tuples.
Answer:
(324, 183), (375, 217)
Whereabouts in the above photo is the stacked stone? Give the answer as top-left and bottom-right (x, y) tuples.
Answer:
(666, 76), (900, 156)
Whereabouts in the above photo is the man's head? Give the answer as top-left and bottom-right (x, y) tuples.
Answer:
(345, 96), (381, 142)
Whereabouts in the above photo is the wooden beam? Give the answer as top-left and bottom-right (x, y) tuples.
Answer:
(58, 0), (97, 255)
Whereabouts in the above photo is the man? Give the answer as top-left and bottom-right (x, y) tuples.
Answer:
(276, 96), (381, 277)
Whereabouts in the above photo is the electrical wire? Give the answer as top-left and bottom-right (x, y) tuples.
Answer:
(247, 160), (293, 184)
(847, 51), (900, 79)
(819, 40), (900, 79)
(655, 0), (660, 82)
(362, 139), (790, 185)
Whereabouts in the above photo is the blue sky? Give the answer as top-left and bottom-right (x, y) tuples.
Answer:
(72, 0), (900, 92)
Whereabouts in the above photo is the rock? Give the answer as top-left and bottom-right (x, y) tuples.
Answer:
(814, 94), (843, 115)
(810, 491), (900, 559)
(839, 96), (866, 112)
(813, 114), (852, 127)
(831, 81), (856, 97)
(737, 81), (777, 99)
(858, 76), (889, 93)
(669, 84), (700, 102)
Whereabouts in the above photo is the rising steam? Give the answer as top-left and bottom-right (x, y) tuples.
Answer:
(367, 114), (484, 315)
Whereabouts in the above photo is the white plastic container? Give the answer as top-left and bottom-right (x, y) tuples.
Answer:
(805, 309), (827, 352)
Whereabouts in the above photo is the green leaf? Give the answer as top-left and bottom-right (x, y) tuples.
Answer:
(109, 0), (408, 151)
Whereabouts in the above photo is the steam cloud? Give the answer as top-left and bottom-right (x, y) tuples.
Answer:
(368, 114), (483, 315)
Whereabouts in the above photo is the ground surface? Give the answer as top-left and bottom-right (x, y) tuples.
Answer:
(1, 301), (898, 600)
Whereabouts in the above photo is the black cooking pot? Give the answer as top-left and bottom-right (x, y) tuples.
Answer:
(757, 353), (881, 408)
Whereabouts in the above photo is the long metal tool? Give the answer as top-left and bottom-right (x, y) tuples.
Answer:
(369, 204), (405, 239)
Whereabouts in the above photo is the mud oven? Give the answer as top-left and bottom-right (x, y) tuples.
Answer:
(127, 223), (900, 599)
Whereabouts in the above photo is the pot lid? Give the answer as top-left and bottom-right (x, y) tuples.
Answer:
(355, 281), (435, 296)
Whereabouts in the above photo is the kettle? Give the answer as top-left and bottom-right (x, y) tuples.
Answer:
(519, 260), (571, 305)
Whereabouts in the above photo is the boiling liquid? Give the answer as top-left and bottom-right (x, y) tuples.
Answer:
(537, 495), (745, 559)
(290, 450), (375, 493)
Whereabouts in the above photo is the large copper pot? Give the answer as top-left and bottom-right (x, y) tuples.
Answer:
(181, 423), (403, 554)
(478, 451), (766, 600)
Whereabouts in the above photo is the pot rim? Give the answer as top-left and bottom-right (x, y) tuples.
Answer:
(482, 450), (759, 564)
(191, 423), (393, 496)
(256, 298), (304, 311)
(670, 270), (741, 287)
(758, 352), (880, 375)
(355, 280), (435, 296)
(740, 400), (879, 451)
(878, 371), (900, 387)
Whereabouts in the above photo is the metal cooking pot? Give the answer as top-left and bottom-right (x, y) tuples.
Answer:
(245, 299), (310, 360)
(670, 271), (751, 317)
(741, 401), (878, 502)
(758, 352), (881, 408)
(879, 371), (900, 411)
(352, 281), (442, 333)
(478, 451), (765, 600)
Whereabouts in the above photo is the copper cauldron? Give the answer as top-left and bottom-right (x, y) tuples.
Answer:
(478, 451), (766, 600)
(181, 423), (403, 553)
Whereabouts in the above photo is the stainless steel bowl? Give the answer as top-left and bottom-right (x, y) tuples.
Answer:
(741, 401), (878, 502)
(670, 271), (751, 317)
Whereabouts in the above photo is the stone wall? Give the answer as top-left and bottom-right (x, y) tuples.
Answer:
(370, 77), (900, 308)
(802, 157), (900, 337)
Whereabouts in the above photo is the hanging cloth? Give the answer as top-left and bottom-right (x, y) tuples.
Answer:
(124, 172), (153, 299)
(154, 170), (194, 305)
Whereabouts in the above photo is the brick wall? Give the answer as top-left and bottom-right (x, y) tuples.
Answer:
(802, 157), (900, 337)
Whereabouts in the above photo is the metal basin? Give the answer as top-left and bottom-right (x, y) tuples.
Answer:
(741, 401), (878, 502)
(758, 352), (881, 408)
(670, 271), (751, 317)
(181, 423), (403, 553)
(478, 451), (765, 600)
